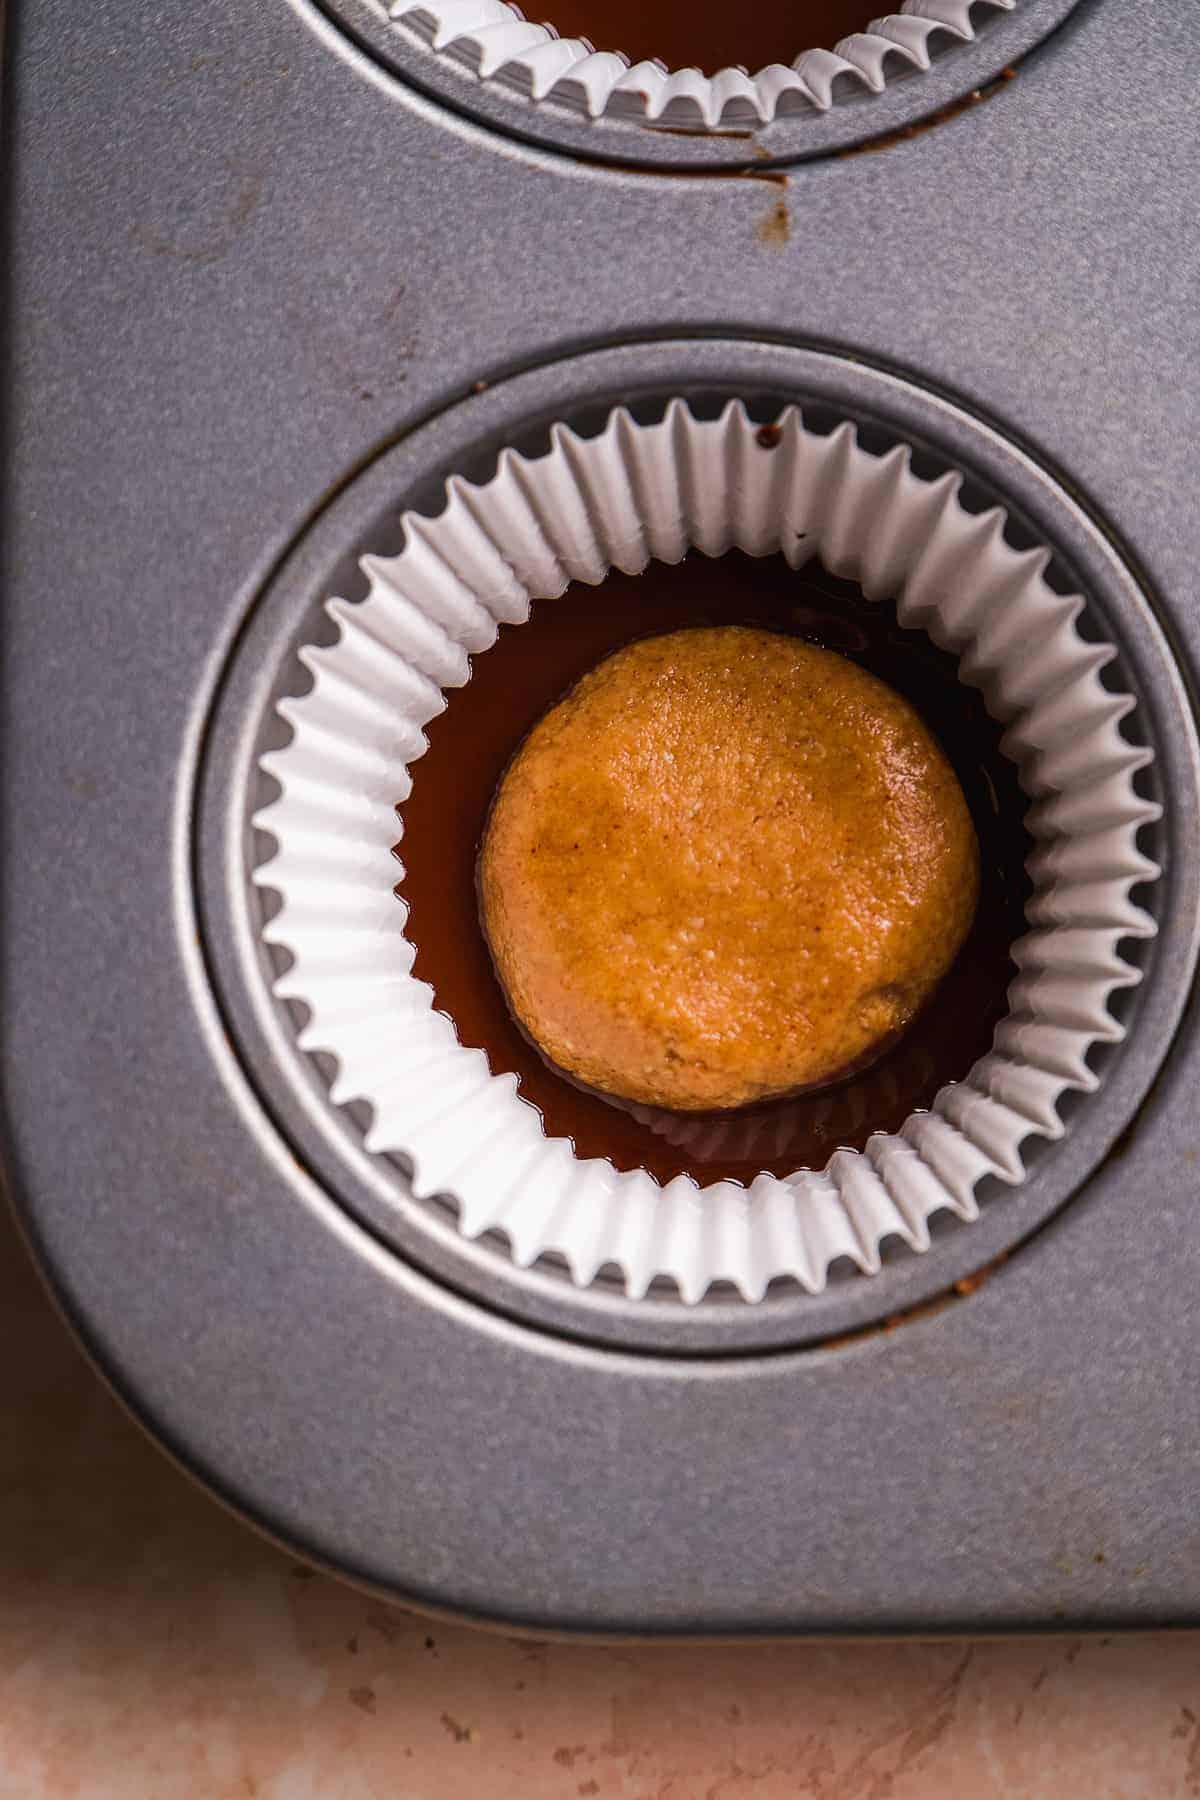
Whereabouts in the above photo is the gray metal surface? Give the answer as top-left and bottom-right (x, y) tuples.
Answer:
(4, 0), (1200, 1631)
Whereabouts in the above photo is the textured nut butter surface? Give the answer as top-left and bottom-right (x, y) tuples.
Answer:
(480, 626), (979, 1112)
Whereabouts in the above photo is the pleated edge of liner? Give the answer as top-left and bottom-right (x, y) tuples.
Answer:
(250, 400), (1161, 1303)
(386, 0), (1016, 128)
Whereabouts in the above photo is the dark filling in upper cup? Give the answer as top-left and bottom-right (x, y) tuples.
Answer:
(535, 0), (887, 75)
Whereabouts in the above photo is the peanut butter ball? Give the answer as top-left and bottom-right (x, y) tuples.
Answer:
(479, 625), (979, 1112)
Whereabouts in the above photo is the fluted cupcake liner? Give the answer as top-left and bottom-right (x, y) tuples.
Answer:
(389, 0), (1014, 127)
(253, 399), (1159, 1303)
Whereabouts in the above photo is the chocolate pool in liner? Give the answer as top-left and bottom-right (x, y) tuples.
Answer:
(403, 547), (1028, 1194)
(253, 400), (1158, 1304)
(387, 0), (1016, 127)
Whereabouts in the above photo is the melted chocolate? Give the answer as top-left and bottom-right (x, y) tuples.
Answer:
(395, 552), (1031, 1187)
(533, 0), (885, 74)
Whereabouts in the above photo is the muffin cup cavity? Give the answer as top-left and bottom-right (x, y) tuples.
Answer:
(253, 400), (1159, 1304)
(389, 0), (1015, 127)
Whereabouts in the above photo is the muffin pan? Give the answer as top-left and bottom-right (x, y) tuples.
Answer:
(5, 0), (1200, 1630)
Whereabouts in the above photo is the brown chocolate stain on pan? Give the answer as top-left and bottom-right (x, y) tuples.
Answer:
(756, 191), (792, 246)
(838, 66), (1018, 157)
(532, 0), (886, 76)
(395, 551), (1031, 1189)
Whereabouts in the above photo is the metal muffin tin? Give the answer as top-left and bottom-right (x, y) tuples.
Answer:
(5, 0), (1200, 1632)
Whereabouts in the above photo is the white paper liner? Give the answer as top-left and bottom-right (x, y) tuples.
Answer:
(253, 401), (1159, 1303)
(388, 0), (1015, 127)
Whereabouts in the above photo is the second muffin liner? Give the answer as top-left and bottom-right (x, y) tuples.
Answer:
(254, 400), (1159, 1303)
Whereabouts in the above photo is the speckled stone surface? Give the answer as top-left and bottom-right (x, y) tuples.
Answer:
(2, 1198), (1198, 1799)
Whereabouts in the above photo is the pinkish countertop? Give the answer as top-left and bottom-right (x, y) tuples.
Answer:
(2, 1198), (1198, 1800)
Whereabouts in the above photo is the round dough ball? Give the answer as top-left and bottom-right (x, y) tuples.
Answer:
(479, 625), (980, 1112)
